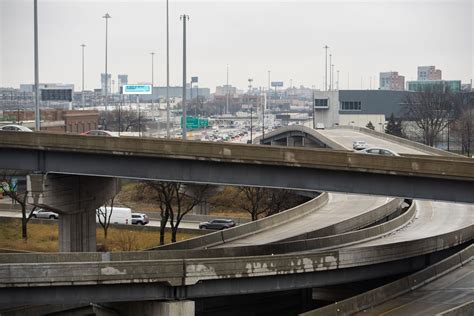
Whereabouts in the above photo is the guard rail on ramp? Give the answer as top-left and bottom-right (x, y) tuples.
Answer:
(299, 244), (474, 316)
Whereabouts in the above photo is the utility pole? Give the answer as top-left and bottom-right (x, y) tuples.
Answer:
(81, 44), (86, 109)
(103, 13), (111, 113)
(312, 89), (315, 129)
(181, 14), (189, 140)
(331, 63), (335, 92)
(226, 64), (230, 114)
(166, 0), (170, 138)
(323, 45), (329, 91)
(34, 0), (40, 131)
(151, 52), (155, 114)
(329, 54), (332, 91)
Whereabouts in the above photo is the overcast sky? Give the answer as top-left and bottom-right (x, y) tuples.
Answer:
(0, 0), (472, 92)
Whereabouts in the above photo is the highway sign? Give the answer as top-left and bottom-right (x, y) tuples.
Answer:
(41, 89), (73, 101)
(271, 81), (284, 87)
(122, 84), (152, 95)
(181, 116), (209, 129)
(191, 76), (198, 83)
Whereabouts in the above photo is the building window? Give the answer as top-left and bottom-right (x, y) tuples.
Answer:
(341, 101), (361, 111)
(314, 98), (329, 107)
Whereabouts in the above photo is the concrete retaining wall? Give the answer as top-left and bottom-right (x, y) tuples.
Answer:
(151, 192), (329, 250)
(300, 243), (474, 316)
(335, 125), (461, 157)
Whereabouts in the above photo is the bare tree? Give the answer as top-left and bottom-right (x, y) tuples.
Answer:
(236, 187), (271, 221)
(100, 109), (146, 133)
(144, 181), (174, 245)
(96, 197), (115, 239)
(265, 189), (308, 217)
(402, 87), (454, 146)
(451, 93), (473, 156)
(143, 182), (210, 244)
(0, 173), (37, 241)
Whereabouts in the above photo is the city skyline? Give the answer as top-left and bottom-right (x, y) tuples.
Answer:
(1, 0), (472, 91)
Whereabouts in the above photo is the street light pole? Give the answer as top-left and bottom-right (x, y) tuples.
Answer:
(329, 54), (332, 91)
(226, 64), (229, 114)
(323, 45), (329, 91)
(34, 0), (40, 131)
(166, 0), (170, 138)
(151, 52), (155, 114)
(103, 13), (111, 113)
(81, 44), (86, 110)
(181, 14), (189, 140)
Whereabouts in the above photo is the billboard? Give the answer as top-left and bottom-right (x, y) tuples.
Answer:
(271, 81), (284, 87)
(122, 84), (152, 95)
(41, 89), (73, 102)
(191, 76), (199, 83)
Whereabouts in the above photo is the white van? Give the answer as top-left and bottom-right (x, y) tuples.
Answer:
(316, 123), (325, 130)
(96, 206), (132, 225)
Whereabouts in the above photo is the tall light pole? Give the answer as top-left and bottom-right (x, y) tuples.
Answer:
(329, 54), (332, 91)
(323, 45), (329, 91)
(226, 64), (230, 114)
(337, 70), (340, 91)
(248, 78), (253, 144)
(181, 14), (189, 140)
(166, 0), (170, 138)
(331, 63), (335, 92)
(103, 13), (111, 113)
(267, 70), (271, 92)
(151, 52), (155, 113)
(34, 0), (40, 131)
(81, 44), (86, 109)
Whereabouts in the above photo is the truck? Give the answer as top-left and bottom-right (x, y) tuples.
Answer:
(96, 206), (132, 225)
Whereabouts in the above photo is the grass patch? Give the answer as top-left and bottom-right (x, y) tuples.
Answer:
(0, 220), (200, 253)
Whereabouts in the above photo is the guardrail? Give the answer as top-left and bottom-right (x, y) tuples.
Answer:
(0, 224), (471, 288)
(0, 200), (417, 263)
(335, 125), (462, 158)
(300, 243), (474, 316)
(151, 192), (329, 250)
(282, 198), (404, 241)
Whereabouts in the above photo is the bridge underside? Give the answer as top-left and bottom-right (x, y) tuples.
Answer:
(1, 148), (472, 203)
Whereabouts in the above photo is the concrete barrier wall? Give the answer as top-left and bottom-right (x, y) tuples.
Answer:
(0, 201), (415, 263)
(301, 244), (474, 316)
(0, 224), (471, 287)
(335, 125), (461, 158)
(151, 192), (329, 250)
(283, 198), (404, 241)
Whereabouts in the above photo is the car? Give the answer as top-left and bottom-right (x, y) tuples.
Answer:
(131, 213), (149, 225)
(0, 124), (33, 132)
(81, 130), (119, 137)
(358, 147), (400, 156)
(352, 140), (368, 150)
(199, 219), (236, 230)
(32, 209), (59, 219)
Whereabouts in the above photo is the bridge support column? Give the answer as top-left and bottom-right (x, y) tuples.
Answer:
(28, 174), (119, 252)
(156, 300), (194, 316)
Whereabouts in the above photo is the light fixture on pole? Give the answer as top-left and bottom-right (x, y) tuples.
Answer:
(34, 0), (40, 131)
(103, 12), (111, 113)
(81, 44), (86, 110)
(181, 14), (189, 140)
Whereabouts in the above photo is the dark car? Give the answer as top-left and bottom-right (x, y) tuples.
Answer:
(199, 219), (236, 230)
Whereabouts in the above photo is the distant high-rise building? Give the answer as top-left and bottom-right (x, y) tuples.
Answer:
(100, 73), (112, 95)
(417, 66), (442, 81)
(379, 72), (405, 91)
(118, 74), (128, 90)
